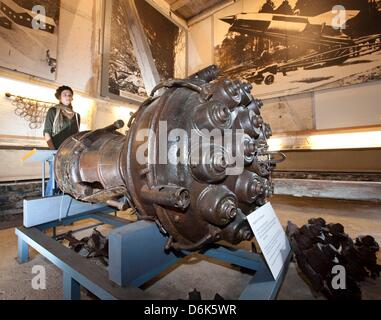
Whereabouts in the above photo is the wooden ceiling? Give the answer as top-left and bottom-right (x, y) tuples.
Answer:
(164, 0), (229, 20)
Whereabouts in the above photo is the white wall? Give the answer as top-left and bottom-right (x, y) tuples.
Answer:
(92, 102), (136, 134)
(314, 81), (381, 130)
(188, 16), (213, 75)
(56, 0), (97, 94)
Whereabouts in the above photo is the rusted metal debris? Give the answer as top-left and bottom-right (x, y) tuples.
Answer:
(188, 289), (225, 301)
(57, 228), (109, 266)
(54, 65), (284, 251)
(287, 218), (381, 300)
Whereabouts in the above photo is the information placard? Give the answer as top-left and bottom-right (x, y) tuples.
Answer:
(247, 202), (291, 279)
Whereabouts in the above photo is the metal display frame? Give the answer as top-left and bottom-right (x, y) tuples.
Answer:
(16, 149), (291, 300)
(16, 207), (291, 300)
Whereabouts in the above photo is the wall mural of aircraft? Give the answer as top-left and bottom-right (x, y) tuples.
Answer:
(219, 10), (381, 86)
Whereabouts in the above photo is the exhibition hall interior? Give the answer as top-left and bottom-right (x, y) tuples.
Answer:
(0, 0), (380, 301)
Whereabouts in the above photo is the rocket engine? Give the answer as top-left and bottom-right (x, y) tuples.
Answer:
(54, 65), (285, 251)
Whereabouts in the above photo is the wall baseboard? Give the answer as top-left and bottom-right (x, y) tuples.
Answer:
(274, 178), (381, 202)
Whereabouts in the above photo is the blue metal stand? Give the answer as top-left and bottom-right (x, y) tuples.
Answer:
(63, 272), (81, 300)
(109, 220), (291, 300)
(17, 236), (29, 264)
(16, 211), (291, 300)
(22, 150), (57, 198)
(16, 212), (147, 300)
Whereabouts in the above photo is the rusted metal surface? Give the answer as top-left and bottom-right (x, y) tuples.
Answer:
(56, 228), (109, 266)
(55, 65), (284, 251)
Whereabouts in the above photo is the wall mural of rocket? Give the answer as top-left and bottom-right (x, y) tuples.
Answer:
(0, 0), (60, 80)
(214, 0), (381, 99)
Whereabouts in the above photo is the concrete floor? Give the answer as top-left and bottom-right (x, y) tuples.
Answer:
(0, 195), (380, 300)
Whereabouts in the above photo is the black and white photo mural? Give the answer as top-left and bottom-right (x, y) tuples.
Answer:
(104, 0), (147, 100)
(134, 0), (186, 81)
(0, 0), (60, 80)
(214, 0), (381, 98)
(102, 0), (187, 102)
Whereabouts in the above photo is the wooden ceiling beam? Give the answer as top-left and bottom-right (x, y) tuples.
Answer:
(170, 0), (193, 12)
(145, 0), (188, 29)
(188, 0), (235, 26)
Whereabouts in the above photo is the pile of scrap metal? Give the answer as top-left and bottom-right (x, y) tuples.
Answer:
(56, 228), (109, 266)
(287, 218), (381, 300)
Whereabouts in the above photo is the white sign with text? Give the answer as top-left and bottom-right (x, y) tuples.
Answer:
(247, 202), (291, 279)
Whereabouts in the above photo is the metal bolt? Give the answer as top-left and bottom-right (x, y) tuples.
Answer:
(255, 99), (263, 108)
(244, 139), (256, 156)
(242, 82), (253, 93)
(226, 81), (239, 96)
(265, 124), (273, 138)
(175, 189), (190, 209)
(220, 199), (237, 220)
(249, 181), (260, 196)
(251, 115), (263, 128)
(233, 80), (241, 91)
(243, 230), (252, 241)
(214, 104), (230, 123)
(213, 154), (228, 172)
